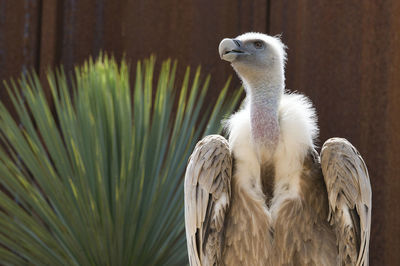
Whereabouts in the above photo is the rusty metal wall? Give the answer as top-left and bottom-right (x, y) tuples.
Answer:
(0, 0), (41, 115)
(0, 0), (399, 265)
(270, 1), (400, 265)
(37, 0), (267, 100)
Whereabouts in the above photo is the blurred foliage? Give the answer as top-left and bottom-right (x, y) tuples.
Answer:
(0, 55), (242, 265)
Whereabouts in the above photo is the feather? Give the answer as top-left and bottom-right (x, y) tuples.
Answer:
(321, 138), (372, 266)
(184, 135), (232, 266)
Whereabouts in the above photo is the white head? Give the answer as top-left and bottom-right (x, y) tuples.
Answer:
(218, 32), (287, 91)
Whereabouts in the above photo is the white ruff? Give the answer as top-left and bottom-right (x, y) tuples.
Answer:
(225, 93), (318, 215)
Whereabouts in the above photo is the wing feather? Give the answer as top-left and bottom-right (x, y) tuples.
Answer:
(321, 138), (372, 266)
(184, 135), (232, 266)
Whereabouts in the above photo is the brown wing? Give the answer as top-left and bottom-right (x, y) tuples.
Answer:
(184, 135), (232, 266)
(321, 138), (372, 266)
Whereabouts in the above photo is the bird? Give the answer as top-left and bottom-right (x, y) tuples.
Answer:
(184, 32), (372, 266)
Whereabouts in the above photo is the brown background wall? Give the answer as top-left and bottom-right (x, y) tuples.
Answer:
(1, 1), (399, 265)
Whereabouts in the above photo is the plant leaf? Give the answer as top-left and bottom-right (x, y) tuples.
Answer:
(0, 55), (243, 265)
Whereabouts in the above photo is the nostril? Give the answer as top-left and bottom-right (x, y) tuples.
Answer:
(233, 39), (241, 47)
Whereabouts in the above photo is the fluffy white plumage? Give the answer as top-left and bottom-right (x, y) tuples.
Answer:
(225, 92), (319, 218)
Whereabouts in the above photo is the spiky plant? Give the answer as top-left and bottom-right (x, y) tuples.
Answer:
(0, 56), (242, 265)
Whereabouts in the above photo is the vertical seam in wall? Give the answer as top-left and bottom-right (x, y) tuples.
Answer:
(238, 0), (242, 32)
(0, 2), (5, 75)
(55, 1), (65, 66)
(94, 0), (104, 58)
(36, 0), (43, 72)
(266, 0), (271, 34)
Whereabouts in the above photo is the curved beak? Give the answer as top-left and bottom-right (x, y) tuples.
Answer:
(219, 38), (248, 62)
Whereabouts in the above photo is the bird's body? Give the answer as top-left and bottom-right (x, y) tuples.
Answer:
(222, 94), (338, 266)
(184, 33), (371, 266)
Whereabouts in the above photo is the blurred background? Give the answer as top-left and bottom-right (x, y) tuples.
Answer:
(0, 1), (399, 265)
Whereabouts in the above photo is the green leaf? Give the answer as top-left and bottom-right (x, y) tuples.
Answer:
(0, 55), (243, 265)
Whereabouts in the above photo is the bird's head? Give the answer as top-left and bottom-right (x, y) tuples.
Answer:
(219, 32), (286, 89)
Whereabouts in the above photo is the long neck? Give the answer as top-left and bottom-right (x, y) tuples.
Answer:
(245, 77), (283, 160)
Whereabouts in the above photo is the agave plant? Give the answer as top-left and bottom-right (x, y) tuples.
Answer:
(0, 56), (242, 265)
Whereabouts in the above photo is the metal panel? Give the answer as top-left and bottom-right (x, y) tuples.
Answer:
(46, 0), (267, 99)
(0, 0), (41, 115)
(269, 1), (400, 265)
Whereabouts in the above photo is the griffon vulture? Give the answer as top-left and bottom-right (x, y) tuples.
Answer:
(184, 32), (371, 265)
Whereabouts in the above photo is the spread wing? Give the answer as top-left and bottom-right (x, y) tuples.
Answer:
(184, 135), (232, 266)
(321, 138), (372, 266)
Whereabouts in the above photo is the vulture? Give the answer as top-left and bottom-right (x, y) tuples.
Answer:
(184, 32), (372, 266)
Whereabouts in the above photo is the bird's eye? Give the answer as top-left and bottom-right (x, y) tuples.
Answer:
(253, 41), (264, 49)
